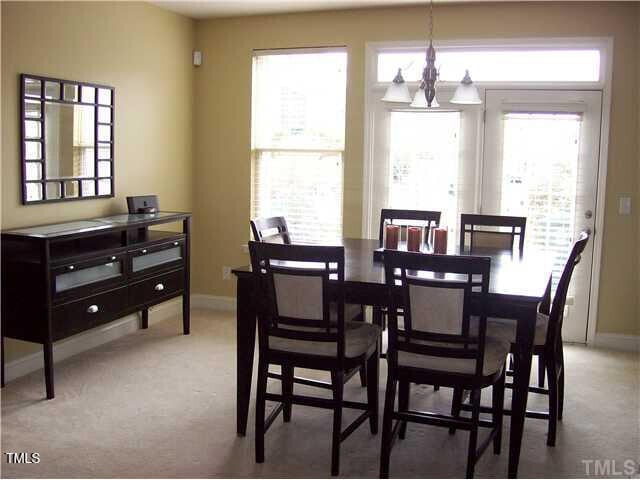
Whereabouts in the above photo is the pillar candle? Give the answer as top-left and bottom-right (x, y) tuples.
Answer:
(385, 224), (400, 250)
(433, 228), (448, 254)
(407, 226), (422, 252)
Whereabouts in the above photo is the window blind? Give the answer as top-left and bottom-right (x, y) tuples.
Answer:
(251, 49), (347, 244)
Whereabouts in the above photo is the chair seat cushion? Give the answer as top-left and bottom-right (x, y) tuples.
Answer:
(269, 320), (381, 358)
(471, 313), (549, 346)
(397, 336), (510, 376)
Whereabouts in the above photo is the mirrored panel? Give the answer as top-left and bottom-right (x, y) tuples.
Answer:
(97, 88), (112, 105)
(82, 86), (95, 104)
(24, 78), (41, 97)
(20, 74), (115, 203)
(24, 120), (42, 139)
(46, 182), (62, 200)
(98, 179), (111, 195)
(44, 81), (60, 100)
(81, 179), (96, 197)
(24, 100), (42, 118)
(25, 162), (43, 181)
(63, 84), (78, 102)
(25, 141), (42, 160)
(26, 182), (43, 202)
(98, 106), (111, 123)
(44, 103), (95, 179)
(98, 161), (111, 177)
(64, 180), (79, 198)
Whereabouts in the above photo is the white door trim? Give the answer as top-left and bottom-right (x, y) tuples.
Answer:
(362, 37), (614, 343)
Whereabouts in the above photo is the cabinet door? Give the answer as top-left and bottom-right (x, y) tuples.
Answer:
(129, 239), (184, 277)
(52, 252), (126, 300)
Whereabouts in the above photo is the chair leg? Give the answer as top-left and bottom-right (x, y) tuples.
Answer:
(546, 360), (559, 447)
(282, 365), (294, 422)
(466, 389), (481, 479)
(492, 369), (506, 455)
(434, 384), (440, 391)
(398, 380), (410, 439)
(379, 373), (397, 479)
(330, 370), (344, 477)
(538, 353), (546, 387)
(449, 387), (463, 435)
(357, 306), (367, 387)
(558, 348), (565, 421)
(255, 358), (268, 463)
(366, 349), (380, 434)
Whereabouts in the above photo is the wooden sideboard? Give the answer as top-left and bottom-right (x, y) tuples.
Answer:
(1, 211), (191, 399)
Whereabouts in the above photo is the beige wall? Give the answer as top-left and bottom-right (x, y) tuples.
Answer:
(1, 1), (195, 361)
(193, 2), (639, 336)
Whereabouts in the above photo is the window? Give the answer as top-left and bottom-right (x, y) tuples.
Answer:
(251, 49), (347, 244)
(389, 111), (461, 247)
(377, 49), (601, 83)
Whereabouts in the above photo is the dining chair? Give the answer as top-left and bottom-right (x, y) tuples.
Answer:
(250, 216), (368, 387)
(378, 209), (442, 248)
(374, 208), (442, 338)
(248, 241), (381, 476)
(459, 214), (526, 254)
(380, 250), (508, 478)
(458, 231), (591, 447)
(250, 216), (292, 244)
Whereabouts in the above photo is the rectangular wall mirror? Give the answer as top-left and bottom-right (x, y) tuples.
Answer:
(20, 74), (115, 204)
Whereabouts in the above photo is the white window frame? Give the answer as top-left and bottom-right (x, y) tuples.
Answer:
(363, 36), (613, 345)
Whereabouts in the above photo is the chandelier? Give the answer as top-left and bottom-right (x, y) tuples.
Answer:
(382, 0), (482, 107)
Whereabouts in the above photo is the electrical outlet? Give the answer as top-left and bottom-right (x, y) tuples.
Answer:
(222, 266), (232, 280)
(619, 196), (632, 216)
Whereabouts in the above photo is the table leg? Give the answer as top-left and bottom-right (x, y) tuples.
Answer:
(236, 275), (257, 436)
(141, 309), (149, 329)
(508, 304), (537, 478)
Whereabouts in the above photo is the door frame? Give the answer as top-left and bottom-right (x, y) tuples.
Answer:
(362, 37), (614, 344)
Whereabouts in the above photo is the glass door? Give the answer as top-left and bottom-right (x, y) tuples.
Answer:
(482, 90), (602, 342)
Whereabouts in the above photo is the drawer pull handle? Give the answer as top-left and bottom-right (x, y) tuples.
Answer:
(110, 256), (117, 261)
(141, 249), (147, 254)
(68, 265), (75, 271)
(173, 242), (179, 246)
(87, 305), (99, 314)
(154, 283), (164, 291)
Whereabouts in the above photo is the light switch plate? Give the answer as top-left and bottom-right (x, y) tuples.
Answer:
(618, 196), (632, 216)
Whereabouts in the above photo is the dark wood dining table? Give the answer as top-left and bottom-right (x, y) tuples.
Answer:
(232, 238), (552, 478)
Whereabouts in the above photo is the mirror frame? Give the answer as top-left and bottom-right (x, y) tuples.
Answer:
(20, 73), (115, 204)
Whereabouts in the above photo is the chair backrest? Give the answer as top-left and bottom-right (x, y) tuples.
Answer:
(460, 214), (526, 254)
(378, 209), (442, 248)
(383, 250), (491, 378)
(544, 231), (590, 348)
(248, 241), (347, 360)
(250, 216), (291, 244)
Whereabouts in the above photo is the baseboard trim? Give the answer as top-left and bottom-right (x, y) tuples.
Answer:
(592, 333), (640, 352)
(4, 298), (182, 383)
(191, 293), (236, 311)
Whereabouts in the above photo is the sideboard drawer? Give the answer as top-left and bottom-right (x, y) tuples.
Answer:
(52, 252), (126, 301)
(129, 269), (184, 308)
(129, 239), (184, 277)
(52, 287), (127, 341)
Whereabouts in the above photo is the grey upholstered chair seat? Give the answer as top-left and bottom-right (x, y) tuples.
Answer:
(269, 321), (381, 358)
(331, 303), (362, 321)
(470, 313), (549, 346)
(397, 336), (510, 376)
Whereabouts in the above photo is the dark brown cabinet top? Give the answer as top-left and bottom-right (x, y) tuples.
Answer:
(2, 212), (191, 240)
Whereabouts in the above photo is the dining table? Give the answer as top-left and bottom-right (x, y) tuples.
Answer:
(232, 238), (552, 478)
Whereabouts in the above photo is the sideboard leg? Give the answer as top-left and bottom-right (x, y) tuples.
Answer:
(43, 341), (54, 399)
(141, 309), (149, 329)
(182, 292), (190, 335)
(1, 334), (5, 388)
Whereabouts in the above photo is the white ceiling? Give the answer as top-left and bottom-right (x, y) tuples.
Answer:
(150, 0), (484, 19)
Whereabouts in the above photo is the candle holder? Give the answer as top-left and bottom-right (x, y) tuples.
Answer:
(383, 222), (400, 250)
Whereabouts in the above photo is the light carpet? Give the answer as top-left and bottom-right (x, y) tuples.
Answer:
(2, 309), (639, 478)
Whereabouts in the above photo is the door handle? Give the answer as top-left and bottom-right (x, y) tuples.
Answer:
(584, 210), (593, 219)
